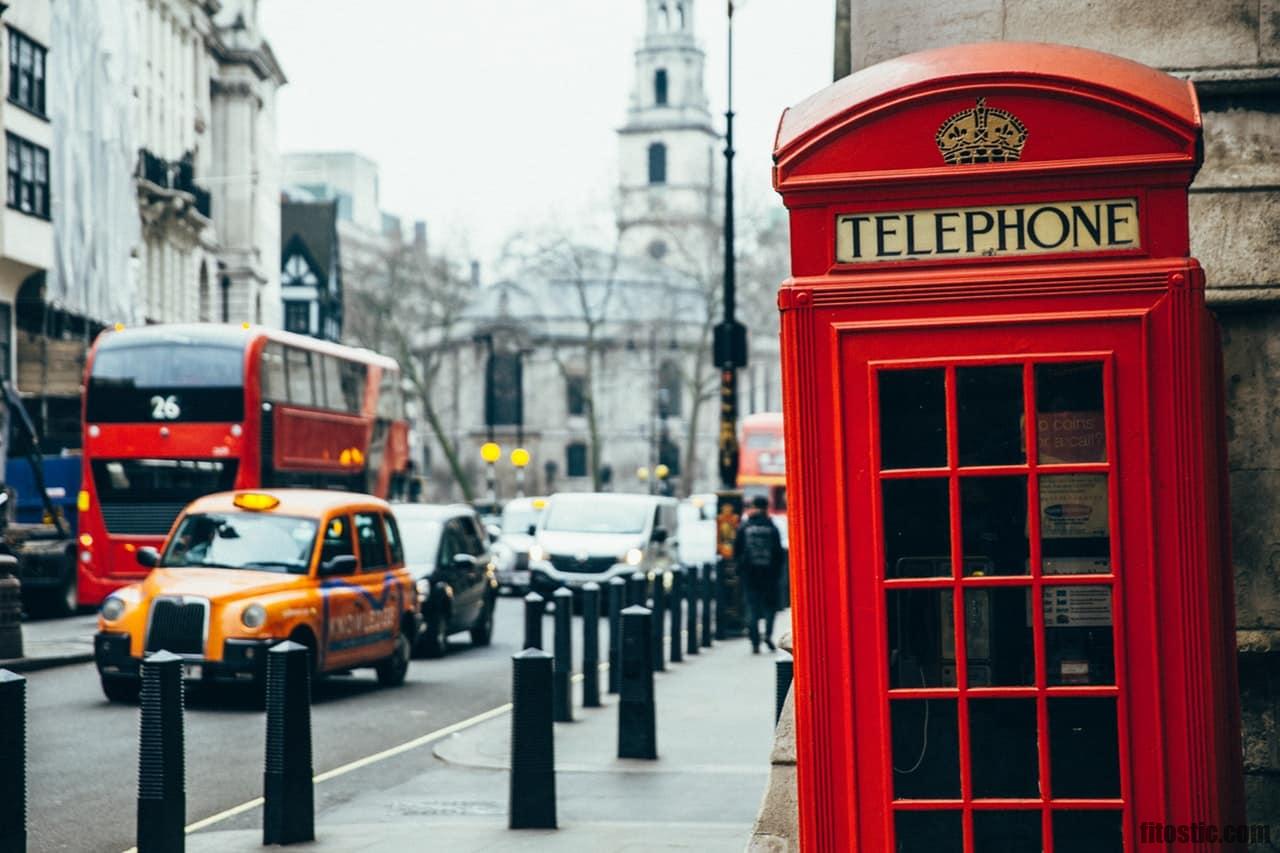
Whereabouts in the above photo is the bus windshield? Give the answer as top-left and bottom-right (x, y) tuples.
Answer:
(161, 512), (318, 574)
(86, 342), (245, 422)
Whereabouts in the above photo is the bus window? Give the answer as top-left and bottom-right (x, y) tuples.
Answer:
(86, 342), (245, 423)
(285, 347), (315, 407)
(377, 369), (402, 420)
(262, 343), (287, 402)
(340, 360), (366, 413)
(320, 355), (343, 412)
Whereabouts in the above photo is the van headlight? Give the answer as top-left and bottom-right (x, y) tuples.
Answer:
(624, 548), (644, 566)
(529, 545), (545, 562)
(101, 596), (126, 622)
(241, 603), (267, 629)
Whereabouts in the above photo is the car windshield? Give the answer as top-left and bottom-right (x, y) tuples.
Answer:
(542, 498), (650, 535)
(161, 512), (318, 574)
(502, 505), (542, 534)
(394, 516), (443, 565)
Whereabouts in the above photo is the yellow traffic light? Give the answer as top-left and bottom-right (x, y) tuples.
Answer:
(511, 447), (531, 468)
(480, 442), (502, 463)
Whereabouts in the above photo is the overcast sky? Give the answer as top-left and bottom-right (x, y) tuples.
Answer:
(261, 1), (835, 269)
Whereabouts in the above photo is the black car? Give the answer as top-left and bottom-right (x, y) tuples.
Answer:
(392, 504), (498, 657)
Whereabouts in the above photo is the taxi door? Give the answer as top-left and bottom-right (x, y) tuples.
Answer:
(346, 511), (401, 663)
(317, 514), (362, 672)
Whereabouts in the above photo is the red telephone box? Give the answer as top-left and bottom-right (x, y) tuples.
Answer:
(773, 43), (1245, 852)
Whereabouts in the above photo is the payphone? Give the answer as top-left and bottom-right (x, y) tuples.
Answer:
(773, 43), (1244, 853)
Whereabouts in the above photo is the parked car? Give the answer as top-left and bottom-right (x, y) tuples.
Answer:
(94, 489), (419, 702)
(527, 492), (679, 596)
(491, 496), (547, 594)
(392, 503), (498, 657)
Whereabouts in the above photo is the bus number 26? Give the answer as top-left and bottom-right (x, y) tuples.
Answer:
(150, 395), (181, 420)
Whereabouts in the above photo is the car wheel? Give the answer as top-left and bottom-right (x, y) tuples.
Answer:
(376, 630), (412, 687)
(100, 674), (140, 704)
(418, 608), (450, 658)
(470, 596), (495, 647)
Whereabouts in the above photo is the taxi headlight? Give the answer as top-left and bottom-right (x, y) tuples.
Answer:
(241, 603), (267, 629)
(624, 548), (644, 566)
(416, 578), (430, 598)
(101, 596), (126, 622)
(529, 545), (545, 562)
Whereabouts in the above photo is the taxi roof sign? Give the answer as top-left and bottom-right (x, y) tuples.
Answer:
(233, 493), (280, 511)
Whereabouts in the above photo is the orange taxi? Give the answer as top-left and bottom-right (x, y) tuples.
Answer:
(93, 489), (419, 702)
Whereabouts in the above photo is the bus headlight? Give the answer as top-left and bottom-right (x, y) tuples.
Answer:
(241, 603), (267, 629)
(624, 548), (644, 566)
(101, 596), (126, 622)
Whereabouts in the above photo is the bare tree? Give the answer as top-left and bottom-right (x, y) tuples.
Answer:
(501, 231), (627, 491)
(344, 235), (476, 500)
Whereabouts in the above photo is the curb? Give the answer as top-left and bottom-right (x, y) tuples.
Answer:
(0, 651), (94, 673)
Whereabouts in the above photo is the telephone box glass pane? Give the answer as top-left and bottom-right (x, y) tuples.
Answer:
(887, 589), (956, 688)
(1048, 697), (1120, 798)
(1039, 474), (1110, 572)
(966, 587), (1033, 687)
(1052, 810), (1123, 853)
(1043, 585), (1115, 685)
(970, 699), (1039, 797)
(1035, 363), (1106, 464)
(884, 478), (951, 579)
(973, 810), (1041, 853)
(895, 811), (961, 853)
(961, 476), (1029, 576)
(957, 365), (1025, 466)
(879, 368), (946, 469)
(891, 698), (959, 799)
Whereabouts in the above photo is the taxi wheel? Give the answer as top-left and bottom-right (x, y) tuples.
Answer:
(100, 675), (140, 704)
(376, 631), (411, 687)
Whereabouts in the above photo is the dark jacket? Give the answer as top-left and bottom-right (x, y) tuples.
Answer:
(735, 511), (784, 603)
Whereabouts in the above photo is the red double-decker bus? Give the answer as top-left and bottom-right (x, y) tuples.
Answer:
(739, 411), (787, 515)
(77, 324), (410, 606)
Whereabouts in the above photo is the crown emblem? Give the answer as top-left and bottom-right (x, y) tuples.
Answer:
(935, 98), (1028, 165)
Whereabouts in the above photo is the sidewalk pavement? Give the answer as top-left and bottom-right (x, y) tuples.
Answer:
(0, 612), (97, 672)
(189, 627), (780, 852)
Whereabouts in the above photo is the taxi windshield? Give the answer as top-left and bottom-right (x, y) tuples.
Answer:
(161, 512), (318, 574)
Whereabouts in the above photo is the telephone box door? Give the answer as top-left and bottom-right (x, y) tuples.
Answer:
(844, 315), (1155, 853)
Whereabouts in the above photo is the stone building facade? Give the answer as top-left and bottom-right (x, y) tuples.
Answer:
(831, 0), (1279, 838)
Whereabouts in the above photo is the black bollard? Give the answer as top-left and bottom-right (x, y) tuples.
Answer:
(685, 564), (700, 655)
(552, 587), (573, 722)
(0, 670), (25, 853)
(607, 577), (625, 694)
(668, 569), (683, 664)
(715, 558), (729, 640)
(510, 649), (556, 829)
(775, 654), (794, 724)
(523, 591), (545, 650)
(617, 605), (657, 759)
(263, 641), (314, 845)
(136, 650), (185, 853)
(627, 570), (647, 608)
(581, 582), (601, 708)
(650, 572), (666, 672)
(701, 563), (714, 648)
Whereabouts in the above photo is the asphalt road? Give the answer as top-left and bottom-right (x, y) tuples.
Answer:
(23, 596), (530, 853)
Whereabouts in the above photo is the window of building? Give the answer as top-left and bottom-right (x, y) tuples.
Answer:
(648, 142), (667, 185)
(6, 133), (49, 219)
(284, 300), (311, 335)
(281, 252), (319, 287)
(7, 28), (46, 116)
(658, 359), (682, 417)
(654, 69), (668, 105)
(566, 374), (586, 416)
(566, 442), (588, 478)
(485, 351), (523, 426)
(0, 302), (10, 383)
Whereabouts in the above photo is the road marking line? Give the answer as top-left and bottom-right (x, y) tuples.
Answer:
(119, 700), (515, 852)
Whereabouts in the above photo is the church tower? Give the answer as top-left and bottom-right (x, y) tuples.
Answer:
(617, 0), (719, 271)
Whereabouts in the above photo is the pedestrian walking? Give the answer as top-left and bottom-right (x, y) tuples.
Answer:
(734, 495), (784, 654)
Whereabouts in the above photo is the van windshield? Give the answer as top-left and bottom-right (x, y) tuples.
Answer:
(542, 498), (649, 535)
(161, 512), (318, 574)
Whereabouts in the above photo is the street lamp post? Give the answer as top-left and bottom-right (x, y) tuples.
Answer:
(511, 447), (530, 499)
(481, 441), (501, 508)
